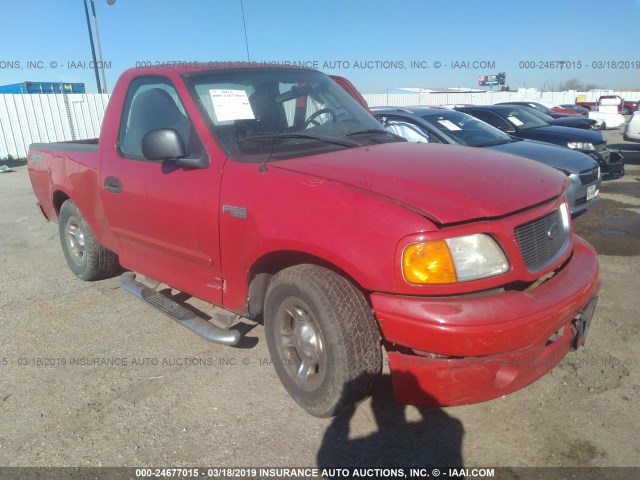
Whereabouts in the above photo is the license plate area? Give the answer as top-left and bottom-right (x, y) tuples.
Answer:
(572, 296), (598, 350)
(586, 185), (598, 201)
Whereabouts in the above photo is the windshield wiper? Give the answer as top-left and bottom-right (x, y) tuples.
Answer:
(474, 139), (513, 147)
(345, 129), (405, 141)
(238, 132), (359, 148)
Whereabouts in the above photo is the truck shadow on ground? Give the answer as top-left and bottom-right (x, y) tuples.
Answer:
(317, 374), (464, 468)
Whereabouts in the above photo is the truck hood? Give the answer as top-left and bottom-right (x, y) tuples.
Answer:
(271, 142), (566, 224)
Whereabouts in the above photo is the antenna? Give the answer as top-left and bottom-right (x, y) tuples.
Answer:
(240, 0), (250, 62)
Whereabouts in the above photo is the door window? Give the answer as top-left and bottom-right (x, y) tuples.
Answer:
(118, 77), (204, 159)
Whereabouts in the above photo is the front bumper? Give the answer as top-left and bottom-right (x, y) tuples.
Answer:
(372, 236), (600, 407)
(565, 174), (600, 217)
(623, 130), (640, 143)
(590, 150), (624, 176)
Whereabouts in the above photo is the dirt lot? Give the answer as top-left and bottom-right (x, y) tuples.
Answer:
(0, 128), (638, 472)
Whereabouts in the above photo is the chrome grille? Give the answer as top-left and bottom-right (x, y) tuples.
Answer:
(515, 209), (566, 272)
(579, 167), (599, 185)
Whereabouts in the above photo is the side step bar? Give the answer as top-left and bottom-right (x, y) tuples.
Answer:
(120, 272), (241, 346)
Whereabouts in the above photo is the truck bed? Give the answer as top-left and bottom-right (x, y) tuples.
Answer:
(28, 139), (101, 226)
(30, 138), (99, 152)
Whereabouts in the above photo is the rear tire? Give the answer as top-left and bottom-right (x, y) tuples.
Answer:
(621, 106), (631, 115)
(264, 264), (381, 417)
(58, 200), (119, 281)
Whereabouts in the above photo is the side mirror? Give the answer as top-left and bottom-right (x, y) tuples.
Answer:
(142, 128), (209, 169)
(142, 128), (187, 161)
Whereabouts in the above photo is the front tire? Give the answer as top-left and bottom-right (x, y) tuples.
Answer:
(58, 200), (119, 281)
(264, 264), (381, 417)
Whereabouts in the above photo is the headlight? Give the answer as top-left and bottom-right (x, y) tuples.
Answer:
(567, 141), (595, 151)
(402, 234), (509, 285)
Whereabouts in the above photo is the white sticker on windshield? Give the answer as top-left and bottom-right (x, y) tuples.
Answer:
(437, 119), (462, 131)
(507, 116), (524, 126)
(209, 89), (255, 122)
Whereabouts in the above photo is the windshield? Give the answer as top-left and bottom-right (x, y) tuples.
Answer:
(499, 107), (549, 130)
(420, 110), (512, 146)
(183, 68), (391, 161)
(526, 103), (554, 115)
(517, 106), (554, 123)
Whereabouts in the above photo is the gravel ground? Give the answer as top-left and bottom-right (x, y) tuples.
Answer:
(0, 128), (638, 473)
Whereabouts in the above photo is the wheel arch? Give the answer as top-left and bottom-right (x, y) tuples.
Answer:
(52, 189), (71, 218)
(245, 250), (370, 318)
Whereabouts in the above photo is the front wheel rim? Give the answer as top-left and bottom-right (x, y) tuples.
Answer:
(65, 217), (86, 266)
(274, 297), (327, 391)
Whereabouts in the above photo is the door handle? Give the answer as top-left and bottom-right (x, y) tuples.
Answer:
(104, 176), (122, 193)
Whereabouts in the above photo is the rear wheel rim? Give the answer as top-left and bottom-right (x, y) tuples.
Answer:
(65, 217), (86, 266)
(274, 297), (327, 391)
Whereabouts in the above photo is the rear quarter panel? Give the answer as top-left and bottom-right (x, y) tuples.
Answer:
(27, 146), (106, 242)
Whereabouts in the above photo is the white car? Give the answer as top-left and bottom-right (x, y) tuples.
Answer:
(521, 98), (624, 129)
(623, 111), (640, 142)
(587, 110), (626, 130)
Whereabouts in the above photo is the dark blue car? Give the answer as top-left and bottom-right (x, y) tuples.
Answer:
(454, 105), (624, 178)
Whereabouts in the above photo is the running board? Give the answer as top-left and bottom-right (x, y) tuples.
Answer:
(120, 272), (241, 346)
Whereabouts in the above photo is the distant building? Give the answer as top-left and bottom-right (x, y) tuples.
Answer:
(0, 82), (86, 94)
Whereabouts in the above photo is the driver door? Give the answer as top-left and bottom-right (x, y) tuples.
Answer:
(100, 76), (223, 304)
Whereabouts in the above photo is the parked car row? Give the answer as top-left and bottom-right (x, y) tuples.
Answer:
(497, 101), (601, 130)
(350, 99), (628, 215)
(372, 106), (601, 217)
(497, 99), (627, 130)
(330, 78), (629, 219)
(455, 105), (624, 179)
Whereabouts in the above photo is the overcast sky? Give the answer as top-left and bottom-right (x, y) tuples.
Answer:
(1, 0), (639, 93)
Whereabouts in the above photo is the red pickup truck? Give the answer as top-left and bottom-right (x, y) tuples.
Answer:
(576, 95), (639, 115)
(27, 65), (600, 417)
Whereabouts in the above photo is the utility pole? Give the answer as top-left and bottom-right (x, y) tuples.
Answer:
(90, 0), (108, 93)
(83, 0), (102, 93)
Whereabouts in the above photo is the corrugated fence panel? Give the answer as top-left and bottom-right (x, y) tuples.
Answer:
(0, 94), (110, 158)
(2, 91), (640, 159)
(70, 94), (109, 140)
(29, 95), (54, 143)
(6, 97), (26, 157)
(0, 97), (16, 158)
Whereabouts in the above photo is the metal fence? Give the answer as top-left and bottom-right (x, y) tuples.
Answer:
(2, 90), (640, 159)
(0, 93), (109, 159)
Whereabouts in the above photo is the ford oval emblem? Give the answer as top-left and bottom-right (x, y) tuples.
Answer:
(547, 223), (560, 240)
